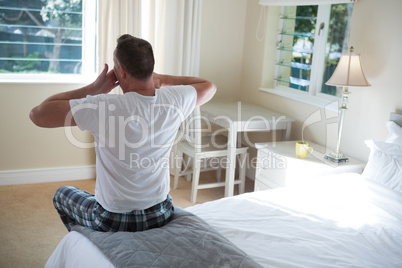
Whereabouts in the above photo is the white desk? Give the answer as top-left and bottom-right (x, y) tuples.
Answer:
(200, 100), (295, 197)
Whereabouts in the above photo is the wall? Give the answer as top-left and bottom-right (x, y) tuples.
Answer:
(239, 0), (402, 163)
(199, 0), (248, 101)
(0, 83), (95, 172)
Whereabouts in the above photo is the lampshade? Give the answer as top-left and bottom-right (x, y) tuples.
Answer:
(326, 52), (371, 87)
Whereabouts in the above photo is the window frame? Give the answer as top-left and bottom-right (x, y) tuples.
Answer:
(260, 3), (352, 109)
(0, 0), (98, 84)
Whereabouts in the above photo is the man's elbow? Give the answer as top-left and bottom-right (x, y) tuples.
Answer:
(210, 82), (217, 96)
(29, 107), (43, 127)
(29, 106), (52, 128)
(207, 82), (217, 101)
(196, 82), (216, 107)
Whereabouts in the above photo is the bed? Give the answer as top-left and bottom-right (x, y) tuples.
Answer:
(46, 113), (402, 268)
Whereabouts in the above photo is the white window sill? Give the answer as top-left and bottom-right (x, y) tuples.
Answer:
(259, 86), (339, 112)
(0, 73), (97, 85)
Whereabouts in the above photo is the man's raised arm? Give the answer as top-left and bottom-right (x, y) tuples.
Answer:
(153, 73), (216, 107)
(30, 64), (119, 128)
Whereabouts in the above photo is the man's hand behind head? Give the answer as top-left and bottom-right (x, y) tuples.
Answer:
(91, 64), (120, 95)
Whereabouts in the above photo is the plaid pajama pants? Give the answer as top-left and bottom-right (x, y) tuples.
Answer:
(53, 186), (174, 232)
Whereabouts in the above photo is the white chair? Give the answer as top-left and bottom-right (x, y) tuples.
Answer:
(173, 107), (248, 203)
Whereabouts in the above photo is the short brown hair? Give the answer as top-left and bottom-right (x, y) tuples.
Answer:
(115, 34), (155, 80)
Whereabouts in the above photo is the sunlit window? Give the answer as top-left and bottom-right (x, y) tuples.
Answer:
(0, 0), (97, 83)
(274, 3), (354, 99)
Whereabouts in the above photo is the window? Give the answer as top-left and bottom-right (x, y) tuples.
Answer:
(0, 0), (97, 83)
(263, 3), (354, 104)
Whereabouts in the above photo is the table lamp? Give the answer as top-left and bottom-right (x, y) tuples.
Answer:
(324, 46), (371, 162)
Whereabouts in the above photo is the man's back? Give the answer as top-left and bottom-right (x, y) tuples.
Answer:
(70, 86), (197, 212)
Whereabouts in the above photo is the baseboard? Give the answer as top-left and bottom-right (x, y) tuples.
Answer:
(0, 165), (96, 186)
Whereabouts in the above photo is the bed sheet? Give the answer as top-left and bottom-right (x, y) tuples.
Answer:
(186, 173), (402, 267)
(46, 173), (402, 268)
(46, 230), (114, 268)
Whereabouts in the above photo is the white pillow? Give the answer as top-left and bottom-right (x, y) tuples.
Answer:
(362, 140), (402, 193)
(386, 121), (402, 145)
(389, 113), (402, 127)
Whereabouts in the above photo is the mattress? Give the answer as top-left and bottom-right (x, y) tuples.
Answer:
(46, 173), (402, 267)
(187, 173), (402, 267)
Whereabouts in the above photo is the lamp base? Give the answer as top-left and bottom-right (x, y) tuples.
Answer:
(324, 152), (349, 163)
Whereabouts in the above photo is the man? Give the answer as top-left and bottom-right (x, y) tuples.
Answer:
(30, 34), (216, 232)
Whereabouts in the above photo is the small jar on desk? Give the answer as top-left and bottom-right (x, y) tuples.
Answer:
(254, 141), (366, 191)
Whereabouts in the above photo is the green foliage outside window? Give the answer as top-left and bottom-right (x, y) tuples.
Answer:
(278, 4), (353, 96)
(0, 0), (83, 74)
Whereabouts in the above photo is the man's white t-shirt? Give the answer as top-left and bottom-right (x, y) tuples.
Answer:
(69, 86), (197, 213)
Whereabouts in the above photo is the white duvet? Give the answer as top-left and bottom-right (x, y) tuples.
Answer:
(47, 173), (402, 268)
(187, 173), (402, 267)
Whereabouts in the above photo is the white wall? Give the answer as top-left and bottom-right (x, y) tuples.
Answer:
(0, 84), (95, 171)
(199, 0), (248, 101)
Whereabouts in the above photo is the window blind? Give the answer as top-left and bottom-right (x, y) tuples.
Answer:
(259, 0), (356, 6)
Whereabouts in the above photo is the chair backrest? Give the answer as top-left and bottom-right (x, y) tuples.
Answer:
(179, 107), (202, 152)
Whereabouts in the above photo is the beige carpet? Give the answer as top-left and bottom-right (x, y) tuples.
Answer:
(0, 172), (254, 268)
